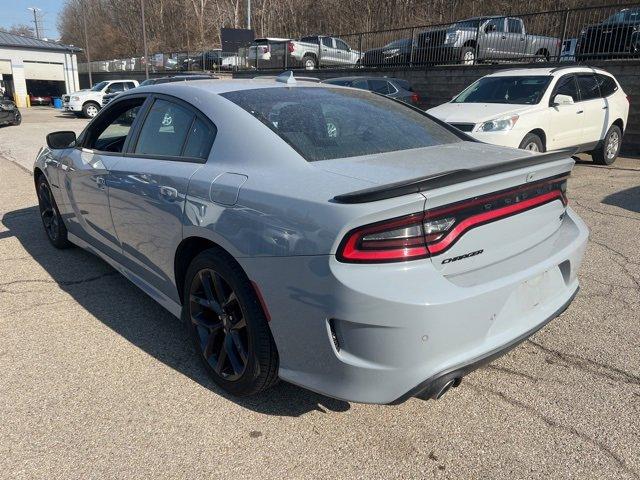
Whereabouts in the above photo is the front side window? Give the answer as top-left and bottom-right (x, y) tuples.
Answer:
(222, 87), (461, 162)
(453, 76), (551, 105)
(507, 18), (523, 34)
(335, 39), (349, 51)
(85, 98), (144, 153)
(577, 74), (600, 101)
(595, 74), (618, 97)
(554, 75), (579, 102)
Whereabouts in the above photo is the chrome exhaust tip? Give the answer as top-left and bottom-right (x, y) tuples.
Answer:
(435, 377), (461, 400)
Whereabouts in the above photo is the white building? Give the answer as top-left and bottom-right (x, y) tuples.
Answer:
(0, 31), (81, 107)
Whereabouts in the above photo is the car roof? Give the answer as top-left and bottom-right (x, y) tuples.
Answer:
(487, 66), (613, 77)
(323, 76), (403, 83)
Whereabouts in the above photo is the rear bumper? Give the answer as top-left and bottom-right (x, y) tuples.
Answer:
(240, 207), (588, 404)
(391, 286), (578, 403)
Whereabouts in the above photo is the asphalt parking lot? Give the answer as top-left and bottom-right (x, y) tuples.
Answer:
(1, 109), (639, 479)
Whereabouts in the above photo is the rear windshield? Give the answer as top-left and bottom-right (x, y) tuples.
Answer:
(222, 87), (461, 162)
(453, 76), (551, 105)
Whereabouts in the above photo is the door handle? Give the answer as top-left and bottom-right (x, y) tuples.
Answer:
(602, 106), (608, 110)
(95, 177), (106, 189)
(501, 35), (507, 39)
(577, 110), (584, 114)
(159, 186), (178, 201)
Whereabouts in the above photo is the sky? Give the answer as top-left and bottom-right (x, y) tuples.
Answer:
(1, 0), (66, 40)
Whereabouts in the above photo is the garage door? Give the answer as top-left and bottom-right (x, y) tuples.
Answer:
(0, 60), (11, 75)
(24, 61), (64, 81)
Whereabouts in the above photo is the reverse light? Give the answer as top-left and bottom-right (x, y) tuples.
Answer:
(478, 114), (519, 132)
(337, 176), (568, 263)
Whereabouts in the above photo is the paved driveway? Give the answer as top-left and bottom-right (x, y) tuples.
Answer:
(0, 113), (639, 478)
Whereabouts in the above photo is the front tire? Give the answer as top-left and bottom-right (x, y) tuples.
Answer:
(519, 133), (544, 152)
(592, 124), (622, 165)
(11, 109), (21, 126)
(184, 249), (279, 397)
(36, 175), (71, 249)
(82, 101), (100, 118)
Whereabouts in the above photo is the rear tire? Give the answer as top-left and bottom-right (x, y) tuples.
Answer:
(303, 54), (317, 70)
(460, 47), (476, 65)
(519, 133), (544, 152)
(184, 249), (279, 397)
(592, 124), (622, 165)
(36, 175), (71, 249)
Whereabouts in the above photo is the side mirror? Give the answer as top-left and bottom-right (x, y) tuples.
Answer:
(552, 94), (574, 106)
(46, 131), (77, 149)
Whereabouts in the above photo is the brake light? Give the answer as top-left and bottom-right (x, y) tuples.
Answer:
(337, 176), (568, 263)
(411, 92), (421, 104)
(288, 42), (295, 53)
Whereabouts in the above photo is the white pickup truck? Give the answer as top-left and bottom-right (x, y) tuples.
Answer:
(63, 79), (138, 118)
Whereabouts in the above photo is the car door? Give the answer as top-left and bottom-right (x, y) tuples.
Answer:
(334, 38), (354, 65)
(320, 37), (339, 65)
(60, 96), (146, 259)
(505, 18), (527, 59)
(546, 74), (584, 149)
(575, 73), (608, 145)
(478, 18), (507, 60)
(107, 95), (215, 302)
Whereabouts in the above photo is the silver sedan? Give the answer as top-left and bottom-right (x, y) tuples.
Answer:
(34, 74), (588, 404)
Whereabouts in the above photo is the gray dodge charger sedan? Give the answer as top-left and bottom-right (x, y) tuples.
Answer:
(34, 73), (588, 404)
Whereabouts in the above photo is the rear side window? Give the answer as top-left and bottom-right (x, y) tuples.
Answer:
(577, 74), (600, 101)
(125, 82), (136, 90)
(596, 74), (618, 97)
(183, 117), (215, 159)
(369, 79), (391, 95)
(351, 79), (368, 90)
(108, 82), (126, 93)
(321, 37), (333, 48)
(134, 99), (205, 158)
(554, 75), (578, 102)
(221, 87), (461, 162)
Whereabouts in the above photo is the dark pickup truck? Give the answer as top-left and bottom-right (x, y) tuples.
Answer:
(575, 7), (640, 60)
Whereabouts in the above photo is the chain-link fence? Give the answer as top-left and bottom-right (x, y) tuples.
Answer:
(79, 3), (640, 75)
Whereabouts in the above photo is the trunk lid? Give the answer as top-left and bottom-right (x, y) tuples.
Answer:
(325, 142), (574, 273)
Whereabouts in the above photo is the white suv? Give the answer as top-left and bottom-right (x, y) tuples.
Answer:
(63, 80), (138, 118)
(428, 67), (629, 164)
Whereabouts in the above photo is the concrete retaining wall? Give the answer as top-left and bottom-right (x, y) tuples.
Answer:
(234, 61), (640, 156)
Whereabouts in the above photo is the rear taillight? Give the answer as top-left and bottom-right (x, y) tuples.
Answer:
(287, 42), (295, 53)
(337, 176), (568, 263)
(627, 95), (631, 104)
(411, 92), (421, 104)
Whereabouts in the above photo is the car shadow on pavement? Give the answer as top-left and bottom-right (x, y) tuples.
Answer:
(602, 185), (640, 213)
(1, 206), (351, 417)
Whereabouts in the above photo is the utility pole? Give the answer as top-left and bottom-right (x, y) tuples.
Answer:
(27, 7), (41, 39)
(247, 0), (251, 30)
(82, 2), (92, 87)
(140, 0), (149, 79)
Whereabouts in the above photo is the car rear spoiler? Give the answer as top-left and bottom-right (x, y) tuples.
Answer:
(332, 148), (577, 204)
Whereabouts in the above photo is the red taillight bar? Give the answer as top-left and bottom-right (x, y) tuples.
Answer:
(337, 176), (568, 263)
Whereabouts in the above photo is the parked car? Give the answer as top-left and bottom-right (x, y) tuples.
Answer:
(0, 97), (20, 126)
(362, 38), (413, 67)
(35, 72), (588, 404)
(575, 7), (640, 60)
(291, 35), (362, 69)
(29, 94), (52, 106)
(63, 79), (139, 118)
(414, 16), (561, 65)
(180, 50), (223, 71)
(102, 75), (217, 107)
(322, 76), (421, 105)
(427, 66), (629, 164)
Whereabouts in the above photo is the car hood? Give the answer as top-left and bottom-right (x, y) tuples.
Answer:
(427, 102), (536, 123)
(313, 141), (530, 186)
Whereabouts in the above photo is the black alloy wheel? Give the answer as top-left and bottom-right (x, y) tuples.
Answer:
(37, 176), (70, 248)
